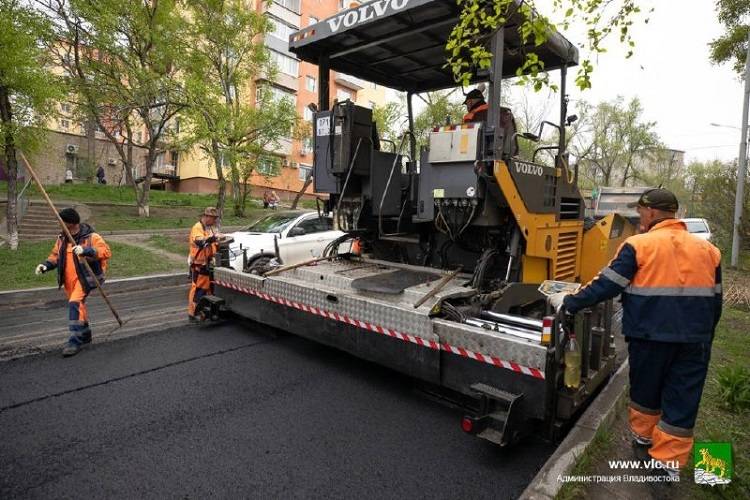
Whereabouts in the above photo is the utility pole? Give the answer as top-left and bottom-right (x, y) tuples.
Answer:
(731, 31), (750, 268)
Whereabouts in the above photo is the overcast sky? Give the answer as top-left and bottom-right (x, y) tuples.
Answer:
(562, 0), (746, 163)
(398, 0), (746, 164)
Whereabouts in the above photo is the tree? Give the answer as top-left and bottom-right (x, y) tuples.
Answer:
(42, 0), (187, 217)
(570, 97), (662, 187)
(709, 0), (750, 74)
(372, 101), (405, 146)
(447, 0), (651, 91)
(413, 91), (465, 151)
(0, 0), (62, 250)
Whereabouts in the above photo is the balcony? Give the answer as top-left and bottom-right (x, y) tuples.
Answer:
(335, 73), (365, 91)
(267, 2), (300, 29)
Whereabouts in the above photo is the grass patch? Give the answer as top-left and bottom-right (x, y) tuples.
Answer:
(680, 307), (750, 499)
(556, 425), (616, 500)
(2, 240), (181, 291)
(147, 234), (187, 256)
(89, 204), (261, 231)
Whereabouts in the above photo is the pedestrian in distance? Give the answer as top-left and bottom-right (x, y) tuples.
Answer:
(549, 188), (722, 479)
(34, 208), (112, 357)
(188, 207), (223, 321)
(96, 165), (107, 185)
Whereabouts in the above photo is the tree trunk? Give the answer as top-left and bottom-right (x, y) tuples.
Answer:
(211, 143), (226, 219)
(291, 175), (313, 209)
(0, 85), (19, 250)
(229, 164), (243, 217)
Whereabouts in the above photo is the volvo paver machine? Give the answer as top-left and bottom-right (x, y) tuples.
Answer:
(204, 0), (635, 445)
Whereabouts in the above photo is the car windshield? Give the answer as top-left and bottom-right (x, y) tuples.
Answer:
(245, 213), (299, 233)
(685, 220), (708, 233)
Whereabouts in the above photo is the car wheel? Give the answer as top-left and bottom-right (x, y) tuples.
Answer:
(245, 256), (272, 275)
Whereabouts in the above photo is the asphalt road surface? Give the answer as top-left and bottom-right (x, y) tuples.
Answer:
(0, 320), (554, 499)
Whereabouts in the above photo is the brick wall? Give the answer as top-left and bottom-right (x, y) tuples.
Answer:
(25, 130), (148, 186)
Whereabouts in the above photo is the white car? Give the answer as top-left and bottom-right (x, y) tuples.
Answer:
(227, 211), (345, 273)
(682, 218), (712, 241)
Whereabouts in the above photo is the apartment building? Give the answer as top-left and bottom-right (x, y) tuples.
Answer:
(177, 0), (388, 199)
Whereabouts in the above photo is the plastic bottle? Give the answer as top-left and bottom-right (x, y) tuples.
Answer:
(564, 333), (581, 389)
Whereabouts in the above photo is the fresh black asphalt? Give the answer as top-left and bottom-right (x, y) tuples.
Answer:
(0, 320), (554, 499)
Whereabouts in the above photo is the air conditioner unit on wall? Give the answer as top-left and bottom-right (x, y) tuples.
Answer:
(291, 162), (298, 168)
(282, 158), (290, 167)
(66, 144), (79, 155)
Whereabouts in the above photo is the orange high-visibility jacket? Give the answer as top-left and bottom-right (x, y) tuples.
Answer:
(463, 103), (489, 123)
(189, 221), (218, 267)
(43, 223), (111, 293)
(565, 219), (722, 343)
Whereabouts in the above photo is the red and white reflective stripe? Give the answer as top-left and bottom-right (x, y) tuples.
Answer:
(215, 280), (545, 380)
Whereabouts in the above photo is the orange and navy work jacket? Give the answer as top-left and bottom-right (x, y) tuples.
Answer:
(43, 223), (112, 293)
(463, 102), (489, 123)
(189, 221), (219, 267)
(564, 219), (722, 343)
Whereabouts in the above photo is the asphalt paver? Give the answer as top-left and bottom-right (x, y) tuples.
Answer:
(0, 321), (554, 499)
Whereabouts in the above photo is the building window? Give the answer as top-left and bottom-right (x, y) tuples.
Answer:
(338, 0), (347, 10)
(336, 88), (352, 101)
(273, 0), (300, 14)
(370, 82), (377, 89)
(299, 164), (312, 181)
(309, 16), (318, 25)
(268, 16), (296, 42)
(60, 103), (71, 114)
(303, 106), (313, 121)
(257, 157), (279, 176)
(301, 137), (312, 155)
(60, 119), (69, 130)
(269, 50), (299, 77)
(306, 75), (316, 92)
(258, 84), (297, 105)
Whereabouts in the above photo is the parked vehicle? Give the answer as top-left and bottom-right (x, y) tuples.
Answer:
(227, 211), (344, 273)
(683, 218), (712, 241)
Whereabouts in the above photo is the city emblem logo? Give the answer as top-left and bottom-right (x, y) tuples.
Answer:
(693, 442), (732, 486)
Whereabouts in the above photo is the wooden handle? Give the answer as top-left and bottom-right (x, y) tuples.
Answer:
(413, 267), (463, 309)
(20, 153), (123, 326)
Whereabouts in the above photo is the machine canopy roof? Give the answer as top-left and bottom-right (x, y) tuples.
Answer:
(288, 0), (579, 93)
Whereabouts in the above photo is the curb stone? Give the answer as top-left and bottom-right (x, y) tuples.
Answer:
(0, 272), (187, 309)
(519, 359), (630, 500)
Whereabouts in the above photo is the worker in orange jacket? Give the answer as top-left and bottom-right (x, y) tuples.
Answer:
(550, 188), (722, 479)
(462, 88), (489, 123)
(35, 208), (112, 357)
(188, 207), (222, 320)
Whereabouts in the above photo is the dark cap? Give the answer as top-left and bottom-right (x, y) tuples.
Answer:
(59, 207), (80, 224)
(463, 88), (484, 104)
(627, 188), (679, 212)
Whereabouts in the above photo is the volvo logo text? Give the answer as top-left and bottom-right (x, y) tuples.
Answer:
(515, 162), (544, 176)
(327, 0), (410, 33)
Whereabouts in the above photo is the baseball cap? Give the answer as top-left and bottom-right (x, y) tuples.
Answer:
(463, 88), (484, 104)
(627, 188), (679, 212)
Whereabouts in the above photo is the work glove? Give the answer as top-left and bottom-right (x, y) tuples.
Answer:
(35, 264), (47, 275)
(548, 291), (570, 313)
(73, 245), (85, 256)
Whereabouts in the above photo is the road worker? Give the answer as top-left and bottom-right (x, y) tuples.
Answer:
(550, 188), (722, 479)
(35, 208), (112, 357)
(462, 88), (488, 123)
(188, 207), (222, 320)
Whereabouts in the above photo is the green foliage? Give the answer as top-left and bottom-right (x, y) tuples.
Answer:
(0, 0), (63, 155)
(1, 240), (179, 291)
(570, 96), (661, 187)
(709, 0), (750, 75)
(372, 102), (405, 144)
(683, 159), (750, 252)
(716, 365), (750, 413)
(41, 0), (188, 215)
(447, 0), (651, 92)
(146, 234), (187, 256)
(182, 0), (304, 217)
(413, 90), (465, 150)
